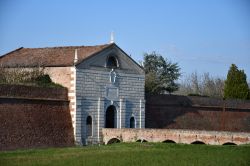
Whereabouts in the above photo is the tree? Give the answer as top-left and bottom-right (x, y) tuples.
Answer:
(177, 72), (225, 98)
(224, 64), (249, 99)
(143, 52), (181, 94)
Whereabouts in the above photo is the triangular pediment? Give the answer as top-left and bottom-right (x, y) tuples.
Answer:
(76, 44), (144, 74)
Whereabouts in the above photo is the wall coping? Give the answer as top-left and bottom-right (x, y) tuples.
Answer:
(0, 96), (69, 102)
(102, 128), (250, 136)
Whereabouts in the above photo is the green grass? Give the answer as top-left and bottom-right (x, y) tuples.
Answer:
(0, 143), (250, 166)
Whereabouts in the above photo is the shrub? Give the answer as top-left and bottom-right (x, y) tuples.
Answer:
(0, 66), (62, 88)
(35, 74), (52, 84)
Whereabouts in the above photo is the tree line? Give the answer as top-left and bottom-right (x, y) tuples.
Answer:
(142, 52), (250, 100)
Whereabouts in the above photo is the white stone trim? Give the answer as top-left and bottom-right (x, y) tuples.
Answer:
(69, 66), (76, 138)
(68, 93), (75, 97)
(119, 98), (122, 128)
(70, 98), (76, 103)
(70, 80), (75, 84)
(140, 99), (142, 129)
(131, 114), (137, 128)
(97, 97), (100, 143)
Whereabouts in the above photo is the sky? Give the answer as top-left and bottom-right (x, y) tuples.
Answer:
(0, 0), (250, 80)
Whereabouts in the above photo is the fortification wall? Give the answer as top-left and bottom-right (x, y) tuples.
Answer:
(146, 95), (250, 132)
(0, 85), (74, 151)
(45, 67), (72, 90)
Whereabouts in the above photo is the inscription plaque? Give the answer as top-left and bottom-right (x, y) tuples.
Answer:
(106, 86), (118, 99)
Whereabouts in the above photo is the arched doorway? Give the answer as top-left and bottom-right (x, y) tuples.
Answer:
(86, 116), (92, 137)
(130, 117), (135, 128)
(105, 105), (116, 128)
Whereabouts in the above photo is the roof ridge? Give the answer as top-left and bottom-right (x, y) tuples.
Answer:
(0, 47), (24, 58)
(24, 43), (111, 50)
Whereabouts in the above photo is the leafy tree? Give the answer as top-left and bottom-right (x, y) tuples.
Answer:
(224, 64), (249, 99)
(143, 52), (181, 94)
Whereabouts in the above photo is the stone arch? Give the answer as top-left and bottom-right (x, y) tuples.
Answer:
(107, 138), (121, 144)
(191, 141), (206, 145)
(223, 142), (237, 145)
(105, 105), (117, 128)
(162, 140), (176, 143)
(136, 139), (148, 143)
(104, 101), (120, 111)
(86, 116), (92, 137)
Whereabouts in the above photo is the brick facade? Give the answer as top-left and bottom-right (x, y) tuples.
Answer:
(146, 95), (250, 132)
(102, 128), (250, 145)
(0, 85), (74, 151)
(45, 67), (77, 136)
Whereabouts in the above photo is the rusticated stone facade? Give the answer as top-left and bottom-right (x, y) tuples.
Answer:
(74, 44), (145, 145)
(75, 69), (145, 144)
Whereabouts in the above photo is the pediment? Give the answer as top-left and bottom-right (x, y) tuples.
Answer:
(76, 44), (144, 74)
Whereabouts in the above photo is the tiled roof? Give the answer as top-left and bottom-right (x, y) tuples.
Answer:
(0, 44), (112, 67)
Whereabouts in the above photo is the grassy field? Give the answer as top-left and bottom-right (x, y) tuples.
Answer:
(0, 143), (249, 166)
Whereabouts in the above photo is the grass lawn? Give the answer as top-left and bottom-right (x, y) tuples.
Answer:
(0, 143), (249, 166)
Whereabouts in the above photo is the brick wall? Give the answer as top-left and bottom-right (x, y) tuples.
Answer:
(0, 84), (68, 99)
(0, 85), (74, 151)
(45, 67), (72, 89)
(146, 95), (250, 132)
(102, 128), (250, 145)
(45, 67), (76, 138)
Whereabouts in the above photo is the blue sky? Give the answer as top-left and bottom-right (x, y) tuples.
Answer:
(0, 0), (249, 80)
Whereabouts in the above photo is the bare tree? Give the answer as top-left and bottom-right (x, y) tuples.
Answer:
(176, 72), (225, 98)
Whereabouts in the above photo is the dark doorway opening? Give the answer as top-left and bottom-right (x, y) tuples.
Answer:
(86, 116), (92, 137)
(105, 105), (116, 128)
(130, 117), (135, 128)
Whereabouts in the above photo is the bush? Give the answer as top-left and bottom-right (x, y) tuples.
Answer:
(0, 67), (44, 84)
(35, 74), (52, 84)
(0, 67), (62, 88)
